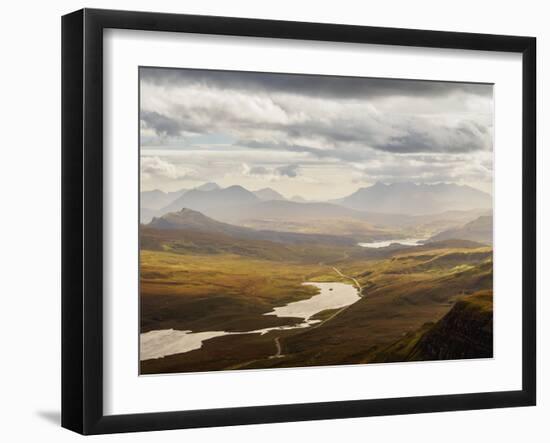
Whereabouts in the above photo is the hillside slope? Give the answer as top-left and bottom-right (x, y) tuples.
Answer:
(160, 185), (259, 214)
(147, 208), (356, 246)
(253, 188), (285, 201)
(373, 290), (493, 362)
(427, 215), (493, 245)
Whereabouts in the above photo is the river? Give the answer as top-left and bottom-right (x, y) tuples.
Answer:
(140, 281), (361, 361)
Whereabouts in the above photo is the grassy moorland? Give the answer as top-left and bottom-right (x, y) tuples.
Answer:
(217, 246), (492, 370)
(140, 223), (493, 374)
(140, 250), (342, 333)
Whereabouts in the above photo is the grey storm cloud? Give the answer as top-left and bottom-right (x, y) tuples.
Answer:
(140, 67), (492, 101)
(237, 139), (375, 162)
(141, 107), (491, 157)
(276, 164), (300, 177)
(141, 111), (181, 137)
(140, 67), (494, 174)
(243, 163), (301, 178)
(235, 115), (491, 157)
(352, 155), (491, 185)
(248, 165), (270, 175)
(375, 121), (489, 154)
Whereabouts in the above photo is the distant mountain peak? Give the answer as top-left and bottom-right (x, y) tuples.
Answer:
(371, 181), (387, 188)
(387, 181), (416, 188)
(225, 184), (247, 191)
(178, 207), (199, 214)
(195, 182), (220, 192)
(336, 181), (492, 215)
(427, 214), (493, 245)
(254, 187), (285, 201)
(291, 195), (306, 202)
(148, 207), (230, 231)
(157, 183), (259, 215)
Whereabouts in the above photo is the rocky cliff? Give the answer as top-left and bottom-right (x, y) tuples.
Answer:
(373, 290), (493, 362)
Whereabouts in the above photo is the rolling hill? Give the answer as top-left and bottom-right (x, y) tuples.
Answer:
(140, 188), (188, 210)
(149, 208), (252, 236)
(159, 185), (260, 215)
(372, 290), (493, 362)
(147, 208), (356, 246)
(224, 200), (369, 221)
(206, 200), (490, 240)
(140, 183), (222, 223)
(218, 200), (397, 238)
(426, 215), (493, 244)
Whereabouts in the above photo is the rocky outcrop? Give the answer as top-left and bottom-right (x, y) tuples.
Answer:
(373, 290), (493, 362)
(408, 291), (493, 360)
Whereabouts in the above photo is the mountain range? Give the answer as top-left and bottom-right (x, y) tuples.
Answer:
(334, 182), (492, 215)
(159, 185), (259, 215)
(141, 181), (492, 231)
(141, 188), (188, 210)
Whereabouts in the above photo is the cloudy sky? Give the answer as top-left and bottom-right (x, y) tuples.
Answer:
(140, 67), (493, 199)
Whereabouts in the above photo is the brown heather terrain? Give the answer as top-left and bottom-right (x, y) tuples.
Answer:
(372, 290), (493, 362)
(139, 217), (493, 374)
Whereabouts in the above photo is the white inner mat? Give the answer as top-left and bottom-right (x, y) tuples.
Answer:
(103, 28), (523, 415)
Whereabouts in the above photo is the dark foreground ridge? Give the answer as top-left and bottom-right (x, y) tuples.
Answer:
(373, 290), (493, 362)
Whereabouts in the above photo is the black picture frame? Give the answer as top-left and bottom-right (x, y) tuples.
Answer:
(61, 8), (536, 435)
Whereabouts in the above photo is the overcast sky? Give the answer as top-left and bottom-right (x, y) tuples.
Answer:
(140, 67), (493, 199)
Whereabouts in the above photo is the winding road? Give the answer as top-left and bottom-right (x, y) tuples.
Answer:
(332, 267), (364, 295)
(226, 268), (366, 367)
(268, 267), (365, 360)
(271, 336), (283, 359)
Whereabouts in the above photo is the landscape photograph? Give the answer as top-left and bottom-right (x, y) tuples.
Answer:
(139, 67), (494, 375)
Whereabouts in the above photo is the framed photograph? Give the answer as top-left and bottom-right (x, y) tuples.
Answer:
(62, 8), (536, 435)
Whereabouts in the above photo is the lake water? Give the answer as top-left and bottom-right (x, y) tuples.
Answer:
(357, 238), (426, 248)
(140, 329), (234, 360)
(140, 281), (360, 361)
(263, 282), (360, 322)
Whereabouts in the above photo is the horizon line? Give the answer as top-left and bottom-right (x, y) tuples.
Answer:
(140, 180), (493, 200)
